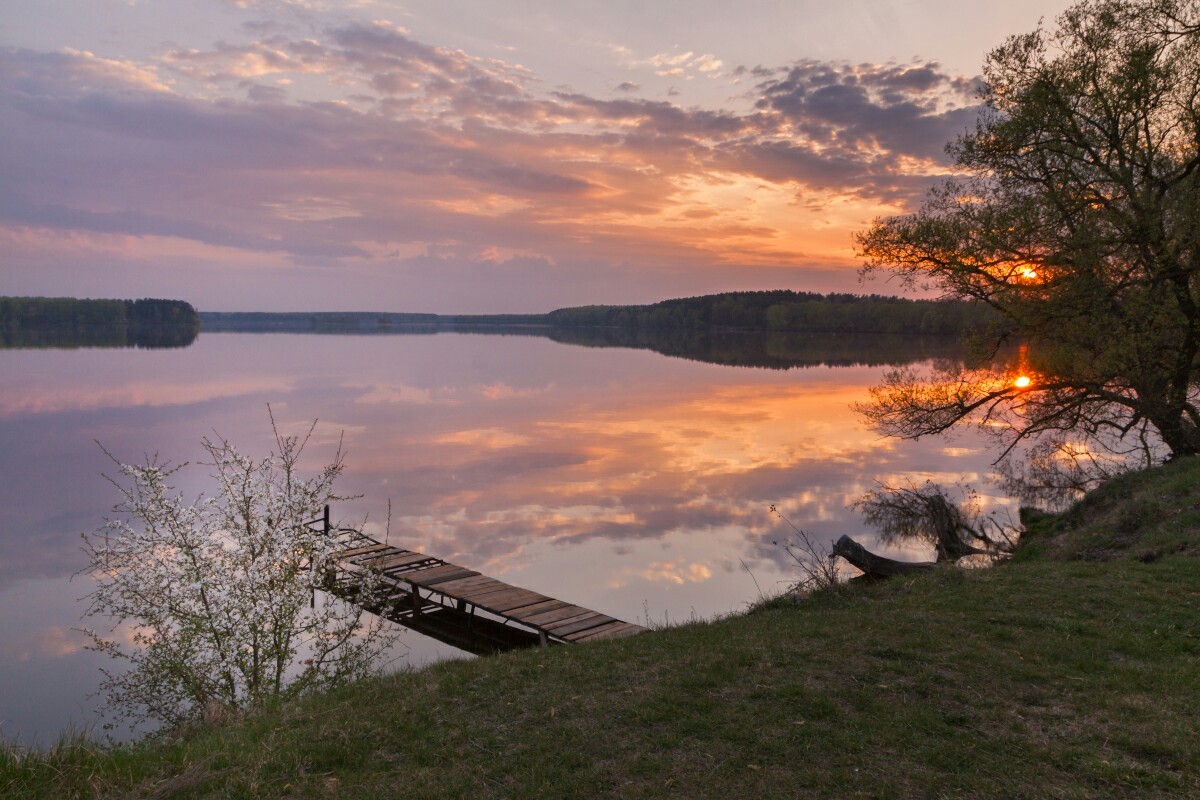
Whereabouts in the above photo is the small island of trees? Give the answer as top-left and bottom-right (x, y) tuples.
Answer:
(0, 297), (200, 349)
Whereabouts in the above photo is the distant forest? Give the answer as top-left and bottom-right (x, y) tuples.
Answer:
(2, 291), (1000, 360)
(195, 291), (999, 369)
(547, 291), (1001, 336)
(201, 291), (1001, 337)
(0, 297), (200, 349)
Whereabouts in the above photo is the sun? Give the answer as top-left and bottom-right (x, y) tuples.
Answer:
(1014, 375), (1032, 389)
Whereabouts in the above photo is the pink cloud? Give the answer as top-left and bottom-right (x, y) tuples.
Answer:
(0, 29), (981, 311)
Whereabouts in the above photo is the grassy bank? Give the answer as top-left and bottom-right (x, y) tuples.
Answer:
(6, 461), (1200, 799)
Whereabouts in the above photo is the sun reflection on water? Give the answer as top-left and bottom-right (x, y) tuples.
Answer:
(0, 332), (1016, 742)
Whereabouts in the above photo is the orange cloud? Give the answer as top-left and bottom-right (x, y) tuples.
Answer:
(0, 36), (979, 311)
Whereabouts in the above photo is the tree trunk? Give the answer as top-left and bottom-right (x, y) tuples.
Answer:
(1156, 416), (1200, 459)
(921, 493), (995, 561)
(831, 535), (936, 579)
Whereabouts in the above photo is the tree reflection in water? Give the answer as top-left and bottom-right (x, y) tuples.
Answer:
(0, 329), (1020, 743)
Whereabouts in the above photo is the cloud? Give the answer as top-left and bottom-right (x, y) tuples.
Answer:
(0, 29), (982, 310)
(633, 50), (725, 80)
(2, 627), (86, 662)
(351, 382), (440, 405)
(751, 60), (979, 165)
(625, 561), (714, 586)
(691, 54), (723, 74)
(163, 41), (324, 83)
(0, 376), (294, 419)
(342, 375), (924, 575)
(0, 47), (170, 97)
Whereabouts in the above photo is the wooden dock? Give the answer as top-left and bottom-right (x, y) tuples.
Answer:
(321, 523), (646, 655)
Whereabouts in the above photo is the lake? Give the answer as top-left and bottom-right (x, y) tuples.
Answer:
(0, 330), (1012, 744)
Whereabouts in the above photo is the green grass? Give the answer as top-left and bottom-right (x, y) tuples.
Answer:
(1017, 455), (1200, 563)
(6, 462), (1200, 798)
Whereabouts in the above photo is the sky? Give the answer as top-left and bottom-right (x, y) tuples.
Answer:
(0, 0), (1075, 313)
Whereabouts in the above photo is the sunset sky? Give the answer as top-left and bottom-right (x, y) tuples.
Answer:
(1, 0), (1073, 312)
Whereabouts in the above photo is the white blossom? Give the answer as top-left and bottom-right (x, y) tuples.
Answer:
(79, 416), (401, 734)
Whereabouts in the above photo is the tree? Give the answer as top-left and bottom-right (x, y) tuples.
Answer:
(855, 0), (1200, 474)
(854, 481), (1018, 562)
(79, 419), (400, 733)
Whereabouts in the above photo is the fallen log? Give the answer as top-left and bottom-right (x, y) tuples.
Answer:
(831, 535), (936, 579)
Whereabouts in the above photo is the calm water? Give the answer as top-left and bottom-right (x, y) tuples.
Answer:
(0, 332), (1010, 744)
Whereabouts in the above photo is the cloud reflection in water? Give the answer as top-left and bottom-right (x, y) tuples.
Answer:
(0, 331), (1012, 742)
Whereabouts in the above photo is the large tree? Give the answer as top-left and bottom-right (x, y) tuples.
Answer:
(856, 0), (1200, 469)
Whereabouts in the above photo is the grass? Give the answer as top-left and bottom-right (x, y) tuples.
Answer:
(5, 460), (1200, 798)
(1017, 455), (1200, 563)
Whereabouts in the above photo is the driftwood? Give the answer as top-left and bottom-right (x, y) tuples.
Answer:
(831, 535), (936, 579)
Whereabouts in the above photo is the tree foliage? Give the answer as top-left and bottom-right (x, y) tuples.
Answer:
(201, 293), (998, 338)
(548, 290), (998, 336)
(854, 482), (1018, 562)
(856, 0), (1200, 470)
(0, 296), (199, 349)
(79, 421), (400, 733)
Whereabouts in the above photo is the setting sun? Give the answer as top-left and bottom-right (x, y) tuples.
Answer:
(1014, 375), (1032, 388)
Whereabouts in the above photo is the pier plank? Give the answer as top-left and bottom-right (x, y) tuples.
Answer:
(407, 564), (480, 584)
(520, 606), (595, 627)
(336, 543), (393, 559)
(487, 592), (551, 613)
(568, 622), (642, 642)
(433, 575), (504, 594)
(365, 552), (438, 572)
(425, 569), (481, 585)
(326, 535), (645, 654)
(455, 583), (527, 603)
(506, 599), (572, 618)
(546, 614), (612, 637)
(471, 588), (547, 610)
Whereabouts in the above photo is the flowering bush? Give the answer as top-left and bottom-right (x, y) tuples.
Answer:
(79, 419), (400, 733)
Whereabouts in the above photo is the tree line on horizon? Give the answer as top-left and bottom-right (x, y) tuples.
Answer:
(548, 290), (1003, 336)
(0, 296), (200, 349)
(0, 290), (998, 354)
(200, 291), (1002, 338)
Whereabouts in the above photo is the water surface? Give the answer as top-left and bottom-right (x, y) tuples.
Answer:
(0, 331), (1009, 743)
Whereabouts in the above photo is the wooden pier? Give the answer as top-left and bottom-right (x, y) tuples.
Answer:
(319, 518), (645, 655)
